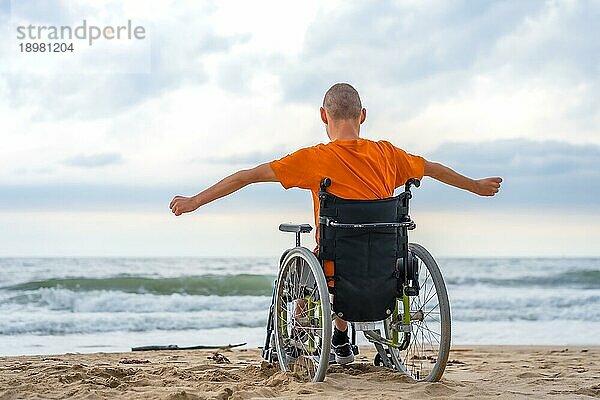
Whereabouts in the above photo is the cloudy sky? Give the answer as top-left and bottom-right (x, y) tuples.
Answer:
(0, 0), (598, 257)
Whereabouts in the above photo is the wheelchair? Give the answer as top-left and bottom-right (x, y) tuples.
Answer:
(262, 178), (451, 382)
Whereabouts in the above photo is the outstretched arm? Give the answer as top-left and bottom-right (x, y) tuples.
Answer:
(169, 163), (278, 216)
(424, 160), (502, 196)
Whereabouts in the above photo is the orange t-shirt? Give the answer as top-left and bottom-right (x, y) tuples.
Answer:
(270, 138), (425, 281)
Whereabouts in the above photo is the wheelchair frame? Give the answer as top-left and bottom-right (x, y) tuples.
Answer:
(262, 178), (451, 382)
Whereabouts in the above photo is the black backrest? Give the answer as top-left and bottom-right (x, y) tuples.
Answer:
(317, 190), (410, 322)
(318, 191), (409, 260)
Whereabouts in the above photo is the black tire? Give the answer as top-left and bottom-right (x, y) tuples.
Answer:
(384, 243), (451, 381)
(273, 247), (332, 382)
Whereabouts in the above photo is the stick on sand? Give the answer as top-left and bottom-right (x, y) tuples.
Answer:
(131, 343), (246, 352)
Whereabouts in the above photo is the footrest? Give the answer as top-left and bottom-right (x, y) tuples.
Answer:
(353, 321), (377, 331)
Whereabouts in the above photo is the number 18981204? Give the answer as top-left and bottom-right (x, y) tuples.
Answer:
(19, 42), (74, 53)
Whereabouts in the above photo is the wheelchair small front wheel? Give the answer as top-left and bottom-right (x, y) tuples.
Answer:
(384, 243), (451, 382)
(273, 247), (332, 382)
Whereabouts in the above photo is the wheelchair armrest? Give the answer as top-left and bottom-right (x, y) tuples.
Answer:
(279, 223), (313, 233)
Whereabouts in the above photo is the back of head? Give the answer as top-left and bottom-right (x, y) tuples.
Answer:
(323, 83), (362, 120)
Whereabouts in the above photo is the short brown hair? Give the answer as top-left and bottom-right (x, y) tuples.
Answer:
(322, 83), (362, 120)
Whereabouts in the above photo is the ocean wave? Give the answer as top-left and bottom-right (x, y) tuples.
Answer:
(451, 299), (600, 321)
(2, 274), (276, 296)
(0, 288), (270, 313)
(0, 309), (268, 335)
(444, 269), (600, 289)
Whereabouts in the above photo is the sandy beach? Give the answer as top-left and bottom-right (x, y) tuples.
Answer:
(0, 345), (598, 399)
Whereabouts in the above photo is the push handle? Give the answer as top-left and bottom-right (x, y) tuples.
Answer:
(404, 178), (420, 192)
(320, 177), (332, 191)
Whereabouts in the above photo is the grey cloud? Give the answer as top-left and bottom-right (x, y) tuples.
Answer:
(185, 138), (600, 214)
(485, 1), (600, 79)
(5, 72), (197, 121)
(279, 0), (548, 104)
(414, 139), (600, 211)
(2, 139), (598, 213)
(0, 182), (308, 213)
(196, 0), (599, 132)
(0, 3), (247, 120)
(201, 146), (287, 165)
(6, 0), (72, 25)
(204, 0), (598, 130)
(197, 32), (251, 54)
(215, 52), (284, 94)
(427, 139), (600, 177)
(197, 141), (332, 166)
(63, 152), (123, 168)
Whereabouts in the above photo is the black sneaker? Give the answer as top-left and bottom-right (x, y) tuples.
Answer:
(332, 328), (354, 365)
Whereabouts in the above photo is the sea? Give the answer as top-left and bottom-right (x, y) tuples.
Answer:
(0, 257), (598, 356)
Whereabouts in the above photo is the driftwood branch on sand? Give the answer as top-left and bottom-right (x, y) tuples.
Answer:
(131, 343), (247, 352)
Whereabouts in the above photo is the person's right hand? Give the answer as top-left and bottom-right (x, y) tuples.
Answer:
(169, 196), (200, 216)
(473, 177), (502, 196)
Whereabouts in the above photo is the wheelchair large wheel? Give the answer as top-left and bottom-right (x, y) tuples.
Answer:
(273, 247), (332, 382)
(384, 243), (451, 381)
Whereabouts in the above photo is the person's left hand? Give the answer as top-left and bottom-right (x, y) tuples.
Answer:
(169, 196), (199, 216)
(473, 177), (503, 196)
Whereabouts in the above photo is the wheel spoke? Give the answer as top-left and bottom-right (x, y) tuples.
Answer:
(380, 248), (450, 382)
(421, 278), (437, 308)
(422, 303), (439, 319)
(273, 251), (331, 382)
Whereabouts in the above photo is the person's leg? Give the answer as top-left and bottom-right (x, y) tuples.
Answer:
(334, 318), (347, 331)
(294, 299), (307, 323)
(329, 288), (354, 364)
(332, 317), (354, 364)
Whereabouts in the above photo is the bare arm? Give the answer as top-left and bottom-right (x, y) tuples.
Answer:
(424, 160), (502, 196)
(169, 162), (278, 216)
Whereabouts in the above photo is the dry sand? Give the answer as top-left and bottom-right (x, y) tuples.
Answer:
(0, 346), (598, 399)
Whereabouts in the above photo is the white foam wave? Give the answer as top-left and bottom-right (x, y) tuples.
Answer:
(0, 288), (270, 313)
(0, 309), (268, 335)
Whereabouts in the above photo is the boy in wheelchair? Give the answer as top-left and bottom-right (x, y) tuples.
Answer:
(170, 83), (501, 379)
